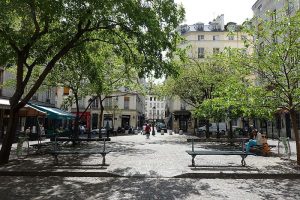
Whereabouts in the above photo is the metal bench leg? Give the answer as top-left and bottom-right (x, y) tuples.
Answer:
(102, 154), (106, 166)
(54, 154), (58, 165)
(241, 155), (247, 167)
(192, 155), (196, 167)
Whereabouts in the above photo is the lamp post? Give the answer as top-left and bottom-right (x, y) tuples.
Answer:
(152, 106), (156, 136)
(112, 97), (118, 136)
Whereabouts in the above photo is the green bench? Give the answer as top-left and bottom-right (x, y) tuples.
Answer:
(49, 150), (111, 165)
(48, 137), (111, 165)
(186, 150), (255, 167)
(186, 139), (255, 167)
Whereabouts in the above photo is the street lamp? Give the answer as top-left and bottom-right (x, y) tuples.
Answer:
(152, 106), (156, 136)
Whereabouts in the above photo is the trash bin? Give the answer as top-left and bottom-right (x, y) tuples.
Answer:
(161, 130), (164, 135)
(179, 130), (183, 135)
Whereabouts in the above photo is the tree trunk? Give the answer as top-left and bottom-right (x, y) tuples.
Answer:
(289, 109), (300, 165)
(73, 93), (80, 139)
(98, 100), (104, 138)
(0, 108), (19, 164)
(205, 119), (210, 138)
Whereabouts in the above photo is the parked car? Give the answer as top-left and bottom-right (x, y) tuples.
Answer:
(91, 129), (99, 135)
(197, 123), (226, 134)
(156, 123), (167, 133)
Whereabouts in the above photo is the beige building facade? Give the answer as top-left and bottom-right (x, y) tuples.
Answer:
(252, 0), (300, 139)
(167, 15), (248, 133)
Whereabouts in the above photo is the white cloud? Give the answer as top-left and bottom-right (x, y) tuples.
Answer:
(175, 0), (257, 25)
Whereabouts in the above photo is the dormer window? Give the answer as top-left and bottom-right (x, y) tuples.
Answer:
(194, 23), (204, 31)
(180, 24), (190, 34)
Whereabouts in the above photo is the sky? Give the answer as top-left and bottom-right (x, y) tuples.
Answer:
(174, 0), (258, 25)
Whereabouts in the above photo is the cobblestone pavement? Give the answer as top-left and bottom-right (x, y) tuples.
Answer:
(0, 176), (300, 200)
(0, 132), (299, 177)
(0, 133), (300, 199)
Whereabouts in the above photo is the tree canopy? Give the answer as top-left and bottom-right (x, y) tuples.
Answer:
(0, 0), (185, 164)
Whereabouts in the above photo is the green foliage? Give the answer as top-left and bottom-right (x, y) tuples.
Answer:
(0, 0), (184, 104)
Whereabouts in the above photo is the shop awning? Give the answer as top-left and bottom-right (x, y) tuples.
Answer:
(173, 110), (191, 116)
(19, 105), (47, 117)
(0, 98), (10, 109)
(29, 103), (75, 120)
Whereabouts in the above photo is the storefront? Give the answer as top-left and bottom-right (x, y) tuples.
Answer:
(29, 103), (75, 137)
(73, 112), (91, 130)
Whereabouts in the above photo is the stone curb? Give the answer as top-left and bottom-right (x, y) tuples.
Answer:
(1, 170), (300, 179)
(174, 173), (300, 179)
(0, 171), (122, 177)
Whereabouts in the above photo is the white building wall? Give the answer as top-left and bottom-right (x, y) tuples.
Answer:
(145, 95), (166, 121)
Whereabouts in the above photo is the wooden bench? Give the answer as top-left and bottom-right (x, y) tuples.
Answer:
(186, 150), (255, 167)
(49, 150), (111, 165)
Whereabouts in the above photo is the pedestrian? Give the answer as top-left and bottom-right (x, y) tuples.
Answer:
(255, 129), (263, 145)
(145, 124), (151, 139)
(25, 127), (31, 137)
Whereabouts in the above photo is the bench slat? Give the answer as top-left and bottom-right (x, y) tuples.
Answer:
(50, 150), (111, 155)
(186, 150), (255, 156)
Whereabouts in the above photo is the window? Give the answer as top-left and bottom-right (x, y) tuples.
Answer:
(213, 35), (219, 40)
(198, 48), (205, 58)
(161, 103), (164, 108)
(287, 1), (294, 15)
(157, 103), (159, 108)
(228, 36), (234, 40)
(232, 119), (238, 126)
(213, 48), (220, 54)
(124, 97), (130, 110)
(63, 87), (70, 95)
(198, 35), (204, 40)
(104, 97), (112, 109)
(150, 97), (152, 101)
(271, 9), (277, 22)
(241, 35), (247, 40)
(91, 98), (98, 108)
(150, 102), (152, 108)
(157, 110), (159, 116)
(180, 102), (186, 110)
(257, 4), (262, 12)
(46, 89), (52, 99)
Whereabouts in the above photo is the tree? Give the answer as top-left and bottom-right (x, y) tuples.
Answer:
(47, 46), (92, 139)
(230, 9), (300, 164)
(0, 0), (184, 164)
(86, 42), (142, 137)
(162, 57), (231, 137)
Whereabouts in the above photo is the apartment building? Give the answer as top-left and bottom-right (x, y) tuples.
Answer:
(0, 67), (59, 139)
(57, 83), (146, 132)
(252, 0), (300, 18)
(252, 0), (300, 139)
(167, 15), (247, 133)
(144, 95), (166, 122)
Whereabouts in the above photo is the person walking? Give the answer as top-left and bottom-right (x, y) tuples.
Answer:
(145, 124), (151, 139)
